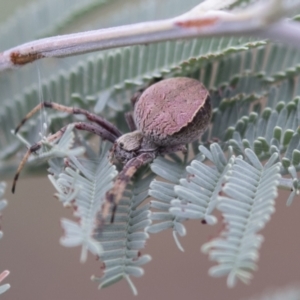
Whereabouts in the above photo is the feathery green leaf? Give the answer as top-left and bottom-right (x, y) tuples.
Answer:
(93, 168), (152, 294)
(202, 151), (280, 287)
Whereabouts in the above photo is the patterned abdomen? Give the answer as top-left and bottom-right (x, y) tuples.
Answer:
(134, 77), (211, 146)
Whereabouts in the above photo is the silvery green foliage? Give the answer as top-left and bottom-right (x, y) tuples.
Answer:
(202, 150), (280, 287)
(227, 96), (300, 161)
(49, 140), (117, 262)
(226, 93), (300, 205)
(148, 144), (235, 251)
(147, 155), (187, 251)
(149, 144), (280, 287)
(170, 144), (235, 225)
(0, 183), (10, 295)
(92, 169), (152, 295)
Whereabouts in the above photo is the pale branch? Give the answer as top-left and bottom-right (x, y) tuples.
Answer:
(0, 0), (300, 72)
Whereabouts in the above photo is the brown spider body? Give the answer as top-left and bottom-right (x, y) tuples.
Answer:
(114, 77), (211, 162)
(134, 77), (210, 146)
(12, 77), (211, 224)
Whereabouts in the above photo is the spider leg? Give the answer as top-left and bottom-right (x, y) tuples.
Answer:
(102, 152), (155, 223)
(12, 121), (116, 193)
(14, 101), (122, 138)
(125, 112), (137, 131)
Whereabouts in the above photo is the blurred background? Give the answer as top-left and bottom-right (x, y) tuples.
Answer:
(1, 1), (300, 299)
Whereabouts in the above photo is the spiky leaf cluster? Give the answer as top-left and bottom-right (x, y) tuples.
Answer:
(93, 169), (152, 295)
(202, 150), (280, 287)
(149, 144), (281, 287)
(148, 155), (188, 251)
(170, 144), (235, 225)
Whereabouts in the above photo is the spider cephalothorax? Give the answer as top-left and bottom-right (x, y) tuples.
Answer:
(12, 77), (212, 222)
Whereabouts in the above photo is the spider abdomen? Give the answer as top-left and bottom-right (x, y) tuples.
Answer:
(134, 77), (211, 146)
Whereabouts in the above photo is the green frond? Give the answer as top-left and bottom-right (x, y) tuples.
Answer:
(49, 139), (117, 262)
(196, 40), (300, 145)
(211, 42), (300, 86)
(170, 143), (234, 225)
(92, 169), (152, 295)
(202, 150), (281, 287)
(194, 42), (300, 94)
(147, 154), (187, 251)
(206, 73), (299, 144)
(209, 77), (266, 142)
(227, 93), (300, 166)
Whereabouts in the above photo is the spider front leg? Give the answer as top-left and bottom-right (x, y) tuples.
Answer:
(12, 121), (117, 193)
(101, 152), (156, 223)
(14, 101), (122, 138)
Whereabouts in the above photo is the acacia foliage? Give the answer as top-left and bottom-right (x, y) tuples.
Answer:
(0, 0), (299, 294)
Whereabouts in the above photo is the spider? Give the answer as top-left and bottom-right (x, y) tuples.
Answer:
(12, 77), (212, 222)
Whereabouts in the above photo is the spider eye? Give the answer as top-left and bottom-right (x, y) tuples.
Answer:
(119, 142), (124, 148)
